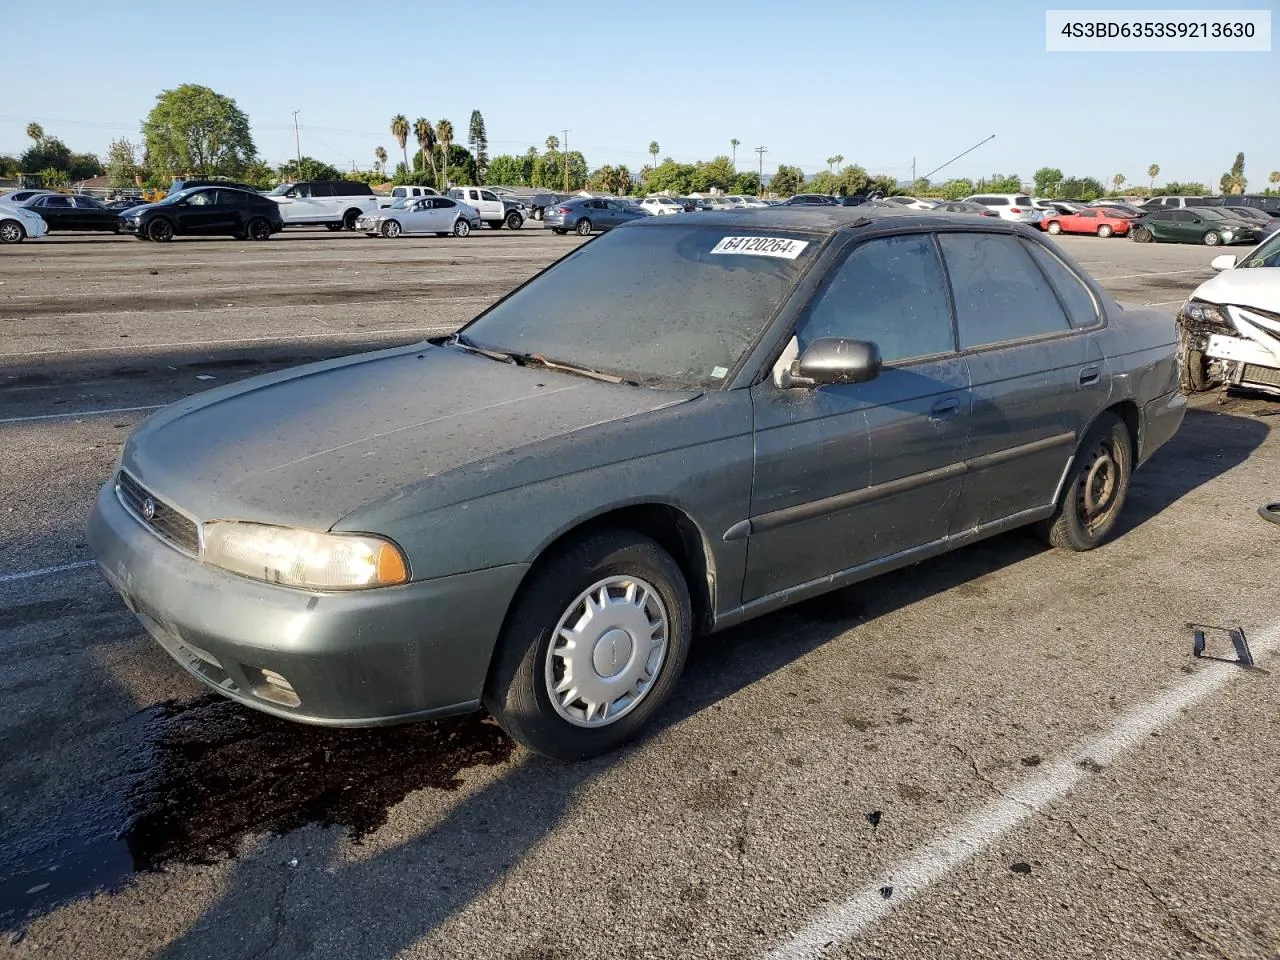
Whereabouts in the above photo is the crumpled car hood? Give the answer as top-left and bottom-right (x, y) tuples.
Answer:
(1192, 268), (1280, 314)
(122, 343), (694, 528)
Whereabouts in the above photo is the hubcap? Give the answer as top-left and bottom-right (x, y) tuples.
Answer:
(1077, 442), (1120, 535)
(0, 223), (19, 242)
(544, 576), (668, 728)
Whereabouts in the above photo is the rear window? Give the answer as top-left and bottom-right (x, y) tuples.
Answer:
(1184, 197), (1208, 206)
(461, 225), (819, 388)
(1014, 196), (1032, 205)
(974, 196), (1007, 206)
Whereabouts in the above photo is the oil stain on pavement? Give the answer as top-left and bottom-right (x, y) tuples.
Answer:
(0, 694), (513, 931)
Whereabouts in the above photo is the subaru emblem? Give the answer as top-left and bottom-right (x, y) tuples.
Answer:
(141, 497), (156, 521)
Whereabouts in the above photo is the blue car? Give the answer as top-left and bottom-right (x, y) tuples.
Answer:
(543, 197), (647, 236)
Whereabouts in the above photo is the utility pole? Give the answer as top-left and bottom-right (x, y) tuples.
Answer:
(563, 128), (571, 193)
(912, 156), (916, 182)
(292, 111), (301, 164)
(755, 146), (767, 197)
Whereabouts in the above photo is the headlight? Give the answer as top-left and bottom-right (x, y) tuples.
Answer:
(1181, 300), (1232, 326)
(203, 521), (408, 590)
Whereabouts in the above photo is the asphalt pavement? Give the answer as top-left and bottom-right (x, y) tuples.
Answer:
(1, 226), (1277, 960)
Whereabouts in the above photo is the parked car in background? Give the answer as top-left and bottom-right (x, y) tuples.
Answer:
(379, 185), (440, 207)
(782, 194), (840, 206)
(0, 203), (48, 244)
(1221, 194), (1280, 215)
(22, 194), (125, 233)
(1131, 208), (1261, 246)
(527, 192), (563, 220)
(0, 188), (57, 207)
(103, 197), (146, 211)
(880, 196), (937, 210)
(449, 187), (525, 229)
(933, 201), (1000, 217)
(1176, 229), (1280, 396)
(1088, 201), (1145, 218)
(265, 180), (381, 231)
(1218, 205), (1280, 236)
(356, 196), (480, 238)
(167, 178), (260, 196)
(121, 187), (285, 242)
(1040, 206), (1132, 237)
(640, 196), (684, 216)
(543, 197), (646, 236)
(1034, 199), (1086, 215)
(685, 198), (714, 212)
(1141, 196), (1218, 210)
(963, 194), (1041, 224)
(87, 208), (1185, 762)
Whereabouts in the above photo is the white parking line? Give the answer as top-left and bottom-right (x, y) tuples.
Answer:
(0, 404), (164, 425)
(1, 324), (460, 359)
(1091, 268), (1205, 281)
(0, 560), (96, 585)
(762, 623), (1279, 960)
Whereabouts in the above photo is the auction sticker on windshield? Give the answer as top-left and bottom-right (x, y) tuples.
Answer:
(710, 236), (810, 259)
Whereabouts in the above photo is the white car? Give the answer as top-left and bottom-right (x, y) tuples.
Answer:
(880, 195), (938, 210)
(356, 195), (482, 238)
(1177, 231), (1280, 397)
(640, 196), (684, 216)
(448, 187), (525, 230)
(0, 188), (57, 207)
(963, 194), (1042, 224)
(0, 204), (48, 244)
(266, 180), (382, 230)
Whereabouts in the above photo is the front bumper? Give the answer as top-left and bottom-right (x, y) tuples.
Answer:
(121, 219), (142, 234)
(87, 481), (528, 726)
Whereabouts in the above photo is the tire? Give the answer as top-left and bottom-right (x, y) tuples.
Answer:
(246, 217), (272, 241)
(1046, 221), (1062, 235)
(552, 228), (567, 235)
(576, 218), (593, 236)
(147, 218), (174, 242)
(505, 211), (524, 230)
(1203, 231), (1222, 246)
(1177, 323), (1212, 393)
(325, 224), (343, 232)
(486, 219), (504, 230)
(381, 219), (402, 238)
(532, 208), (544, 221)
(1097, 224), (1113, 238)
(1036, 413), (1133, 551)
(0, 220), (25, 244)
(342, 209), (361, 230)
(453, 218), (471, 237)
(483, 530), (693, 760)
(1132, 226), (1153, 243)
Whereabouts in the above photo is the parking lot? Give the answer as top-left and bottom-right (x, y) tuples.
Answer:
(2, 225), (1278, 960)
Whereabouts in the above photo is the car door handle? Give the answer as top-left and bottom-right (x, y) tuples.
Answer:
(1078, 366), (1101, 387)
(929, 398), (962, 421)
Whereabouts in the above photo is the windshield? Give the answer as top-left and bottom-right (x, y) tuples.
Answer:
(389, 198), (413, 209)
(157, 189), (198, 205)
(1239, 232), (1280, 268)
(457, 224), (819, 387)
(267, 184), (295, 196)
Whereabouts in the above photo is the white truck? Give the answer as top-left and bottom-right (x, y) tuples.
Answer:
(447, 187), (526, 229)
(266, 180), (382, 231)
(378, 185), (441, 208)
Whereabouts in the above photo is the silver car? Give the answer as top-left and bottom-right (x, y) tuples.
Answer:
(355, 196), (481, 238)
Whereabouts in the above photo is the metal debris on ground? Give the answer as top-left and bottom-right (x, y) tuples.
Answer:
(1190, 624), (1256, 669)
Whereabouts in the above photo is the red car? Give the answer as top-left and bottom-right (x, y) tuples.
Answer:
(1040, 207), (1131, 238)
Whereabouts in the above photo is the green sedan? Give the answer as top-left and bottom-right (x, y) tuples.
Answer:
(1130, 207), (1261, 246)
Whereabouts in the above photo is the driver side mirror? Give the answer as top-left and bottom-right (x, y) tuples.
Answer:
(788, 338), (882, 387)
(1211, 254), (1238, 271)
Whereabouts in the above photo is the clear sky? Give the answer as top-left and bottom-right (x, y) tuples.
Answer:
(3, 0), (1275, 190)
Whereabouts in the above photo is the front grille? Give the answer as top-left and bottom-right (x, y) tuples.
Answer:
(1242, 364), (1280, 389)
(116, 471), (201, 556)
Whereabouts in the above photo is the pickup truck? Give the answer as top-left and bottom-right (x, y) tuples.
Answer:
(265, 180), (382, 230)
(447, 187), (525, 229)
(377, 185), (441, 208)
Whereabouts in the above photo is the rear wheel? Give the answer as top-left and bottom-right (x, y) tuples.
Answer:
(505, 211), (524, 230)
(342, 209), (361, 230)
(381, 219), (402, 238)
(576, 218), (593, 236)
(1097, 224), (1114, 238)
(246, 217), (272, 241)
(486, 219), (504, 230)
(1046, 221), (1062, 235)
(325, 223), (343, 232)
(1036, 413), (1133, 551)
(1203, 231), (1222, 246)
(453, 218), (471, 237)
(1132, 226), (1153, 243)
(0, 220), (25, 244)
(483, 530), (692, 760)
(552, 228), (567, 235)
(147, 218), (174, 242)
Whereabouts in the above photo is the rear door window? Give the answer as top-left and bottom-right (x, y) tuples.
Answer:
(1022, 240), (1100, 329)
(797, 233), (955, 364)
(939, 232), (1072, 349)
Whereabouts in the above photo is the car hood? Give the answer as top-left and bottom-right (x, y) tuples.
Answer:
(1191, 268), (1280, 313)
(122, 343), (696, 529)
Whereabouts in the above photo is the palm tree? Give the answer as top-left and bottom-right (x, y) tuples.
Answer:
(545, 135), (560, 152)
(1270, 170), (1280, 187)
(615, 165), (633, 196)
(26, 122), (43, 144)
(414, 117), (437, 187)
(390, 115), (409, 173)
(833, 154), (844, 171)
(1147, 163), (1160, 191)
(649, 141), (660, 168)
(639, 164), (653, 188)
(375, 146), (388, 179)
(436, 118), (454, 189)
(730, 138), (740, 169)
(1112, 174), (1125, 194)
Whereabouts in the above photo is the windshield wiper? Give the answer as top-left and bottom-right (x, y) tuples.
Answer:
(513, 353), (637, 385)
(447, 333), (517, 363)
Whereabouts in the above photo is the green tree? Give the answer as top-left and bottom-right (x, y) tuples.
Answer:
(733, 171), (761, 196)
(105, 138), (145, 188)
(588, 164), (616, 193)
(694, 155), (736, 192)
(647, 160), (698, 195)
(805, 171), (838, 194)
(1220, 152), (1246, 195)
(67, 152), (104, 181)
(374, 146), (387, 178)
(826, 156), (837, 173)
(19, 136), (71, 173)
(730, 138), (740, 169)
(910, 177), (931, 195)
(769, 164), (804, 197)
(142, 84), (256, 178)
(1161, 181), (1208, 195)
(436, 119), (455, 189)
(1147, 163), (1160, 190)
(486, 154), (526, 186)
(413, 118), (438, 189)
(942, 178), (974, 200)
(241, 160), (276, 189)
(38, 167), (68, 188)
(435, 143), (476, 186)
(390, 115), (410, 172)
(278, 157), (343, 181)
(648, 140), (659, 168)
(467, 110), (489, 183)
(615, 165), (633, 196)
(978, 173), (1021, 193)
(545, 134), (560, 152)
(1112, 173), (1125, 194)
(1078, 176), (1104, 200)
(0, 155), (18, 177)
(637, 164), (653, 192)
(26, 122), (44, 144)
(1033, 167), (1063, 197)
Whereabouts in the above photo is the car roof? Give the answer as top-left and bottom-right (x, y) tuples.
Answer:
(624, 205), (1038, 238)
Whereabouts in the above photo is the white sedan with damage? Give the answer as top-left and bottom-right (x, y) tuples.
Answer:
(356, 196), (482, 239)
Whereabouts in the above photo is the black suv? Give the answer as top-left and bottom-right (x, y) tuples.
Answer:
(121, 187), (285, 242)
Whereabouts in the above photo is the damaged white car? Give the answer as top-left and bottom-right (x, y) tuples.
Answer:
(1178, 229), (1280, 397)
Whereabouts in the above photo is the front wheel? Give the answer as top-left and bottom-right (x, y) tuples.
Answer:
(1046, 221), (1062, 235)
(325, 223), (343, 232)
(246, 217), (272, 241)
(381, 219), (402, 238)
(1203, 231), (1222, 246)
(486, 220), (504, 230)
(1132, 226), (1153, 243)
(147, 218), (174, 242)
(483, 530), (693, 760)
(342, 209), (361, 230)
(505, 211), (524, 230)
(0, 220), (25, 244)
(576, 218), (593, 236)
(552, 228), (567, 235)
(1036, 413), (1133, 551)
(453, 218), (471, 237)
(1097, 224), (1113, 238)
